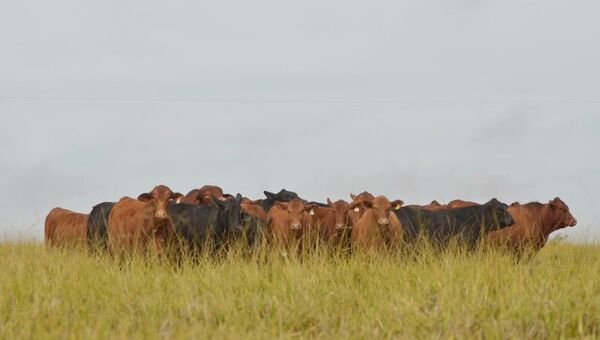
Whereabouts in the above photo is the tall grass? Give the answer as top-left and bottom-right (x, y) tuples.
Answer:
(1, 240), (599, 339)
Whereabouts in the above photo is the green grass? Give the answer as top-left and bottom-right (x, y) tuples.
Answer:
(1, 241), (599, 339)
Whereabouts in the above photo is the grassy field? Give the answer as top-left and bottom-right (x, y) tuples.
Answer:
(1, 241), (599, 339)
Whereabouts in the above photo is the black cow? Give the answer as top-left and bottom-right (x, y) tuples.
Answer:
(86, 202), (115, 252)
(395, 198), (515, 249)
(240, 209), (267, 250)
(257, 189), (303, 212)
(168, 194), (244, 255)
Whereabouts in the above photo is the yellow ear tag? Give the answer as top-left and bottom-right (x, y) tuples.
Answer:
(354, 207), (360, 213)
(394, 204), (401, 210)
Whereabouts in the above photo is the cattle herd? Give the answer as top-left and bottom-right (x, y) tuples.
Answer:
(44, 184), (578, 257)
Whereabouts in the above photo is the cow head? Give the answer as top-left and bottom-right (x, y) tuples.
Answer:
(483, 198), (515, 229)
(349, 192), (376, 224)
(350, 191), (375, 204)
(351, 195), (403, 227)
(327, 198), (351, 229)
(138, 185), (183, 221)
(241, 198), (267, 221)
(549, 197), (577, 227)
(274, 198), (318, 230)
(192, 185), (233, 205)
(264, 189), (300, 202)
(213, 193), (244, 232)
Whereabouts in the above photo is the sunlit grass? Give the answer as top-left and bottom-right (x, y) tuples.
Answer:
(0, 240), (599, 338)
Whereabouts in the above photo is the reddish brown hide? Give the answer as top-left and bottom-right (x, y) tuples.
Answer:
(182, 185), (233, 205)
(351, 196), (404, 252)
(486, 197), (577, 252)
(45, 208), (89, 247)
(311, 198), (353, 245)
(267, 199), (318, 247)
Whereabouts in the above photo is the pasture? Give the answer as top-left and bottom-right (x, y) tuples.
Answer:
(1, 240), (599, 339)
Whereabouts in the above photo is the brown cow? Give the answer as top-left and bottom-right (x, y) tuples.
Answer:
(486, 197), (577, 252)
(182, 185), (233, 205)
(108, 185), (183, 254)
(311, 198), (354, 246)
(267, 199), (318, 248)
(351, 196), (404, 252)
(44, 208), (89, 247)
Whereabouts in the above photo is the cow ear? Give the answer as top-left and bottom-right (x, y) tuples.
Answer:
(264, 191), (275, 200)
(327, 198), (333, 206)
(170, 192), (184, 200)
(350, 193), (358, 202)
(305, 204), (318, 211)
(391, 200), (404, 210)
(305, 205), (316, 216)
(235, 193), (243, 202)
(137, 193), (153, 202)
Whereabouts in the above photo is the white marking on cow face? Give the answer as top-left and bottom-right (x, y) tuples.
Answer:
(354, 207), (360, 213)
(154, 209), (168, 220)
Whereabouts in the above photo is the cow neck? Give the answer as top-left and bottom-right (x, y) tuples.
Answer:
(140, 202), (158, 232)
(467, 206), (497, 234)
(207, 207), (220, 228)
(540, 204), (567, 236)
(140, 201), (173, 241)
(512, 203), (547, 240)
(376, 222), (392, 246)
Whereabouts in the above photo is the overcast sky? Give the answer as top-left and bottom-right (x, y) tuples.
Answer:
(1, 0), (599, 240)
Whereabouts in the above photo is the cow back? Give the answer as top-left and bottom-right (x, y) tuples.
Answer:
(396, 205), (505, 248)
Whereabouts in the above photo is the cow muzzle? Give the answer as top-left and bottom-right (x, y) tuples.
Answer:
(377, 218), (389, 226)
(504, 216), (515, 226)
(291, 223), (302, 230)
(154, 209), (168, 220)
(336, 223), (345, 229)
(569, 218), (577, 227)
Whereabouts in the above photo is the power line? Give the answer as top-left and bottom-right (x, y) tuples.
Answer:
(1, 96), (600, 104)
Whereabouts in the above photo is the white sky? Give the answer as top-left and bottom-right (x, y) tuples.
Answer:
(1, 0), (599, 240)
